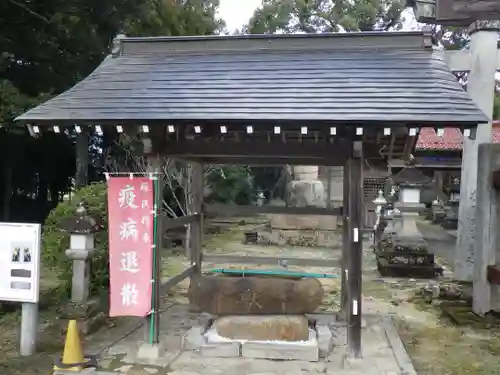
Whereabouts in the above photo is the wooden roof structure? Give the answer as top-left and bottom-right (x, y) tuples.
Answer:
(15, 31), (486, 359)
(16, 31), (486, 165)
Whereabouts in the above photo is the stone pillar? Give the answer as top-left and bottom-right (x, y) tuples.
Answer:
(66, 233), (94, 303)
(473, 144), (500, 315)
(455, 20), (500, 281)
(372, 190), (387, 246)
(60, 202), (104, 334)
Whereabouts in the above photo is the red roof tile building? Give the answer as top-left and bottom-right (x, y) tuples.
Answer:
(408, 121), (500, 204)
(415, 120), (500, 151)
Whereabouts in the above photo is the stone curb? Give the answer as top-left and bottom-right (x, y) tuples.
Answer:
(380, 314), (418, 375)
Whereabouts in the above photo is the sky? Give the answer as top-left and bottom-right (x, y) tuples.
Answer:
(218, 0), (262, 32)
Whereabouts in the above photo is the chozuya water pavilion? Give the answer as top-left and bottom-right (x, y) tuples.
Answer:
(16, 31), (487, 358)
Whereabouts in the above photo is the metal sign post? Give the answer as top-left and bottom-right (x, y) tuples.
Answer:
(0, 223), (41, 356)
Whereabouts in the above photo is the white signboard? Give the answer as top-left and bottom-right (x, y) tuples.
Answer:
(0, 223), (41, 303)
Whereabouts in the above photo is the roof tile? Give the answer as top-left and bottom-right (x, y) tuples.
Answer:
(16, 32), (488, 125)
(416, 121), (500, 150)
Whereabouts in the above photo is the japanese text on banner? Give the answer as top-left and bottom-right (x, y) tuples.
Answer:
(107, 177), (154, 317)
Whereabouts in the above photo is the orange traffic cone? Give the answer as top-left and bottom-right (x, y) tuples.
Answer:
(53, 320), (86, 372)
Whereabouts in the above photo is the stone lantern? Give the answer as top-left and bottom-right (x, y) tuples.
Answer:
(372, 190), (388, 247)
(61, 202), (102, 303)
(60, 202), (104, 334)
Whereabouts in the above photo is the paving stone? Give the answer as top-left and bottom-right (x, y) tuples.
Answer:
(182, 326), (205, 350)
(143, 368), (160, 374)
(114, 365), (134, 373)
(200, 342), (241, 358)
(121, 350), (180, 368)
(316, 325), (334, 358)
(214, 315), (310, 341)
(108, 345), (133, 356)
(97, 357), (115, 369)
(241, 341), (319, 362)
(126, 369), (162, 375)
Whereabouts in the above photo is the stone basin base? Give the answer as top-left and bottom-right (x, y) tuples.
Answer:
(182, 314), (335, 362)
(256, 229), (340, 247)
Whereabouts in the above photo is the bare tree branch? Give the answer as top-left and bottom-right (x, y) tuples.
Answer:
(8, 0), (50, 23)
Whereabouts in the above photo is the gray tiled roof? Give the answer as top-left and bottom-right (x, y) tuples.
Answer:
(16, 32), (488, 125)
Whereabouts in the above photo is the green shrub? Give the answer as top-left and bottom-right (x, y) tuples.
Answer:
(206, 166), (255, 205)
(42, 182), (109, 296)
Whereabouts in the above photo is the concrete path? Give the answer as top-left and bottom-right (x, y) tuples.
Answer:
(415, 220), (457, 266)
(87, 306), (413, 375)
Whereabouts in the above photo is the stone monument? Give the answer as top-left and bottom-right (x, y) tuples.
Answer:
(375, 169), (442, 278)
(262, 165), (338, 247)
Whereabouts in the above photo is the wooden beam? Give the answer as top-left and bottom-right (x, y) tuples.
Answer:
(204, 203), (343, 216)
(347, 140), (363, 358)
(402, 135), (418, 162)
(163, 140), (351, 160)
(491, 170), (500, 190)
(452, 0), (500, 19)
(163, 140), (387, 167)
(190, 163), (204, 273)
(340, 160), (350, 317)
(389, 160), (461, 169)
(416, 0), (500, 25)
(387, 132), (396, 161)
(442, 49), (500, 72)
(202, 254), (339, 268)
(163, 214), (199, 230)
(182, 156), (347, 167)
(160, 265), (196, 293)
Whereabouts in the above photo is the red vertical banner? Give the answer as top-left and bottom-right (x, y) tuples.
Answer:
(107, 177), (154, 317)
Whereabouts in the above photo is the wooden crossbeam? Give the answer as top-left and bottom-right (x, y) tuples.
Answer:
(160, 265), (196, 293)
(162, 214), (199, 230)
(202, 253), (339, 268)
(204, 203), (343, 216)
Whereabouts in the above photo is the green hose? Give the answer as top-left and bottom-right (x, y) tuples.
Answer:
(208, 268), (337, 279)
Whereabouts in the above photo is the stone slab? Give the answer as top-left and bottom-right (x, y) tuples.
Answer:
(137, 342), (164, 360)
(182, 326), (206, 350)
(214, 315), (309, 341)
(269, 214), (337, 230)
(316, 325), (334, 358)
(258, 229), (340, 247)
(242, 342), (319, 362)
(200, 342), (241, 358)
(241, 329), (319, 362)
(188, 275), (323, 315)
(54, 371), (123, 375)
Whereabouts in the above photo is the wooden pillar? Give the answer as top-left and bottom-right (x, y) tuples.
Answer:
(347, 141), (363, 358)
(340, 163), (350, 317)
(327, 167), (332, 209)
(190, 162), (204, 272)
